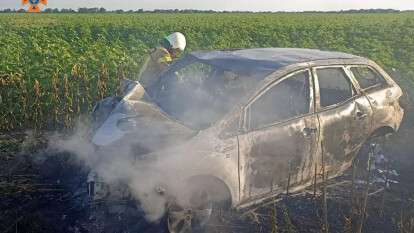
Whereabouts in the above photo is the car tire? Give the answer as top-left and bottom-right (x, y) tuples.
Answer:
(355, 133), (390, 176)
(166, 178), (231, 233)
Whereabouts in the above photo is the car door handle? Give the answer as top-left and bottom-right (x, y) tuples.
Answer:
(356, 111), (368, 120)
(303, 127), (317, 137)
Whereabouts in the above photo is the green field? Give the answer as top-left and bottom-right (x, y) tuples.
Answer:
(1, 13), (414, 131)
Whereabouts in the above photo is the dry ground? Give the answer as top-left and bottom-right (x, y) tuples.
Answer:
(1, 106), (413, 233)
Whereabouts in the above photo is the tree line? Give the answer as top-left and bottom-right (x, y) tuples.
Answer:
(0, 8), (408, 14)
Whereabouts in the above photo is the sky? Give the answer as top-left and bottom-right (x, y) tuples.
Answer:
(1, 0), (414, 11)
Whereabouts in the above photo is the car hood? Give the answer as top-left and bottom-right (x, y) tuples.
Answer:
(91, 80), (196, 152)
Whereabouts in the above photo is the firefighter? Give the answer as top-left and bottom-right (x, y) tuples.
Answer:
(139, 32), (187, 88)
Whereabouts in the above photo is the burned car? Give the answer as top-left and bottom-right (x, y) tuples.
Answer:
(89, 48), (404, 232)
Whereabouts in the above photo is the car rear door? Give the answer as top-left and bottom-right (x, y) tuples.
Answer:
(313, 66), (373, 175)
(347, 65), (403, 132)
(238, 69), (319, 202)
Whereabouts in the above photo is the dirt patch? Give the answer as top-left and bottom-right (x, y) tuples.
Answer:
(1, 101), (414, 233)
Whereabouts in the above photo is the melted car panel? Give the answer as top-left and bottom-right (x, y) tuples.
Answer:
(90, 49), (404, 211)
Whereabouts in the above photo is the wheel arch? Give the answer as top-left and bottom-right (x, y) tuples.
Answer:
(354, 125), (394, 163)
(186, 175), (233, 208)
(370, 125), (396, 138)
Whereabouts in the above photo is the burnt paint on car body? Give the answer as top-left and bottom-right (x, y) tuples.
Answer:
(231, 57), (403, 207)
(90, 48), (404, 211)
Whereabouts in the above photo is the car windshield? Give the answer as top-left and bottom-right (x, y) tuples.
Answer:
(147, 56), (260, 130)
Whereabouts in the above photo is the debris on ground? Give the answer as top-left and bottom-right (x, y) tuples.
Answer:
(1, 130), (414, 233)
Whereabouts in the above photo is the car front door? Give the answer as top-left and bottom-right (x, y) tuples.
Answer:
(314, 66), (373, 176)
(238, 69), (319, 202)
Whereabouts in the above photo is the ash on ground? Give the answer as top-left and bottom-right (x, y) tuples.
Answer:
(1, 129), (414, 233)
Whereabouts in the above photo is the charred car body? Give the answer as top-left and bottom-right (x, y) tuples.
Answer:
(89, 48), (404, 231)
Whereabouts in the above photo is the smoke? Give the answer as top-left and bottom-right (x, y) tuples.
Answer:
(47, 120), (191, 221)
(47, 96), (230, 222)
(45, 61), (258, 223)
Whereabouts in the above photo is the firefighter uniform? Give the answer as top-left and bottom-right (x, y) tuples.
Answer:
(139, 47), (174, 87)
(138, 32), (186, 88)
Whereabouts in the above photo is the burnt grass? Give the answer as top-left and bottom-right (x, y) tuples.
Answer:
(1, 108), (414, 233)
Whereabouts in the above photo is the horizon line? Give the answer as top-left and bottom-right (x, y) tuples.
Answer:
(0, 7), (412, 13)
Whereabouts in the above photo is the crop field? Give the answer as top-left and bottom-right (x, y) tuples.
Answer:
(2, 12), (414, 233)
(1, 13), (414, 131)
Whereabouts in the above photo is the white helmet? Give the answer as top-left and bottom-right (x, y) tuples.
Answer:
(165, 32), (186, 51)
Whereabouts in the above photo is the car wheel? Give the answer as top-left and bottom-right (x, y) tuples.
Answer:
(355, 133), (389, 175)
(167, 179), (231, 233)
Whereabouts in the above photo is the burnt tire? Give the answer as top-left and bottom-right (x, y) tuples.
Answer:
(354, 133), (389, 179)
(167, 177), (231, 233)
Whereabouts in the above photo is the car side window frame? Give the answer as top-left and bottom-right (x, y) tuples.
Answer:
(345, 65), (390, 92)
(243, 69), (314, 132)
(313, 65), (359, 112)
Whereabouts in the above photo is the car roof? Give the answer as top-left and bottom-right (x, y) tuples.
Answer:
(189, 48), (363, 77)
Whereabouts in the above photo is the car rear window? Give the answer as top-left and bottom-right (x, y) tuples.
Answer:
(351, 66), (388, 89)
(317, 67), (354, 107)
